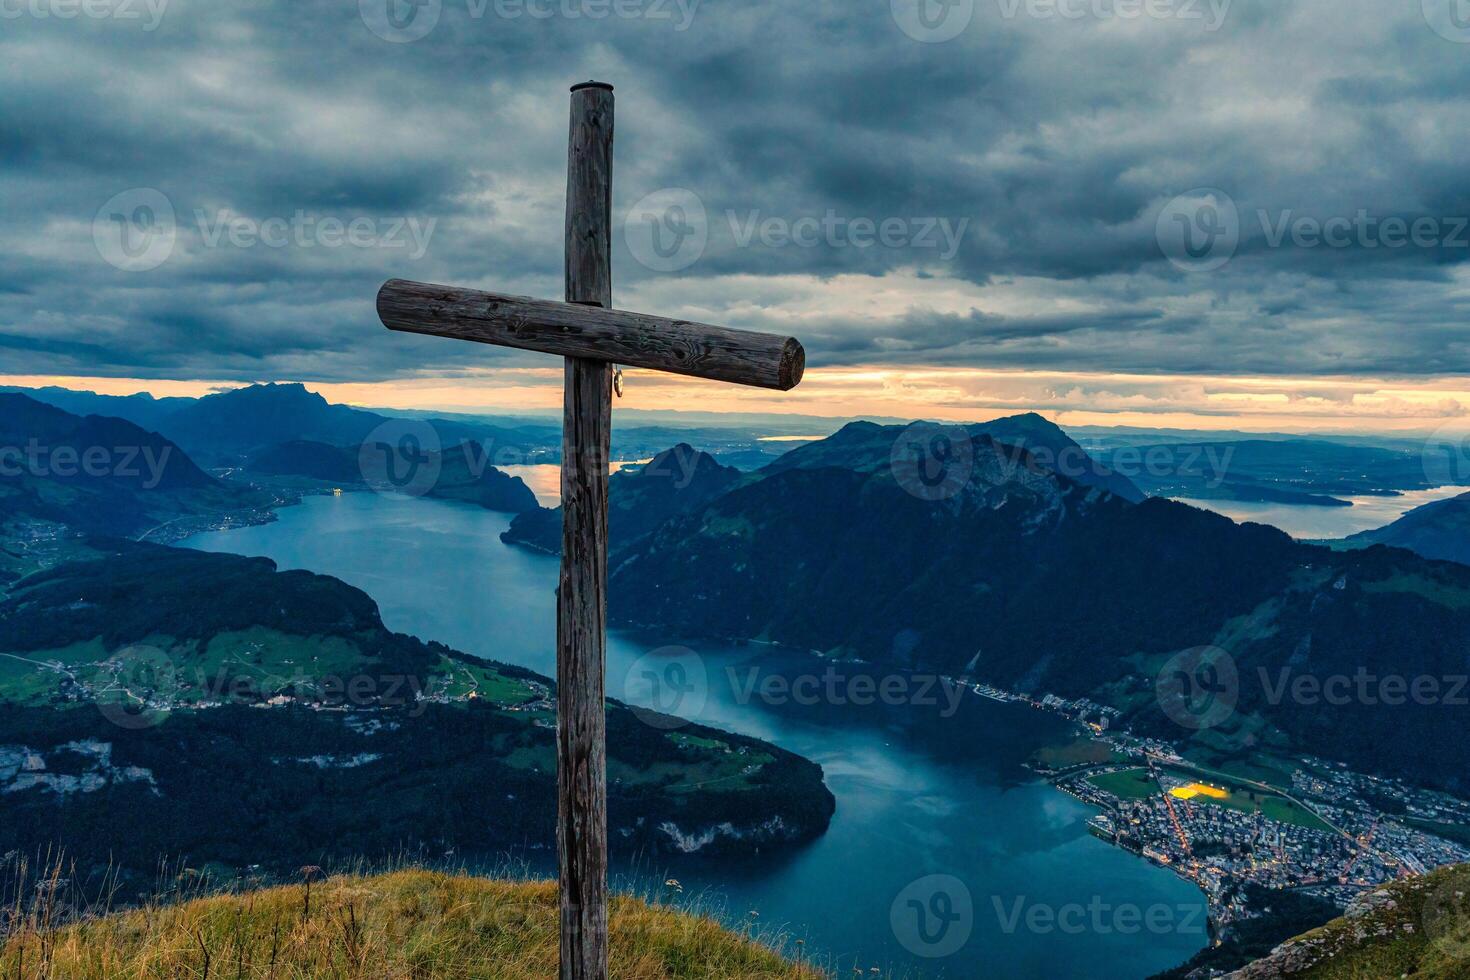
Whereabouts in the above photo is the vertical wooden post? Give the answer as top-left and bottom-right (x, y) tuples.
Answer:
(558, 79), (613, 980)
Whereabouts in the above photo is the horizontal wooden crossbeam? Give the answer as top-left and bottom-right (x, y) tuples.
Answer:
(377, 278), (805, 391)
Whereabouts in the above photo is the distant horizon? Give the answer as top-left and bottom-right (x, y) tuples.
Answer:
(8, 372), (1470, 440)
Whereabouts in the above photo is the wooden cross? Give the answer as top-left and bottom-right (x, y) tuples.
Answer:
(374, 81), (805, 980)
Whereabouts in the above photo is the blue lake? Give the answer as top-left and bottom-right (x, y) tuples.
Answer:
(1173, 485), (1470, 540)
(183, 491), (1208, 979)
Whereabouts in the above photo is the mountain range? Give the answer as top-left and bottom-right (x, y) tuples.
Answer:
(5, 383), (558, 462)
(520, 418), (1470, 794)
(0, 393), (270, 552)
(251, 438), (539, 513)
(502, 415), (1139, 555)
(764, 415), (1146, 502)
(1339, 490), (1470, 567)
(1095, 438), (1441, 505)
(6, 383), (820, 470)
(12, 384), (1470, 796)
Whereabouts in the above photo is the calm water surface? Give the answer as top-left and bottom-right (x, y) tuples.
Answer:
(500, 461), (641, 507)
(183, 492), (1207, 979)
(1172, 485), (1470, 539)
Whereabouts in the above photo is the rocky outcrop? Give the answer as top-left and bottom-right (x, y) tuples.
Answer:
(1226, 865), (1470, 978)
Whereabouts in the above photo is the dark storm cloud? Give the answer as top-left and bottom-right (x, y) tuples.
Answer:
(1, 0), (1468, 383)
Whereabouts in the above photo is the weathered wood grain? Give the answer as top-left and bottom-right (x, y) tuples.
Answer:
(377, 279), (805, 391)
(373, 79), (810, 980)
(557, 79), (612, 980)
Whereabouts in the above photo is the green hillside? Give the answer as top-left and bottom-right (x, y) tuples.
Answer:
(0, 869), (820, 979)
(0, 393), (275, 548)
(0, 543), (835, 889)
(1230, 863), (1470, 979)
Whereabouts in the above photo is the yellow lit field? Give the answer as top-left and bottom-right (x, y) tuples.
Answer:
(1169, 782), (1229, 801)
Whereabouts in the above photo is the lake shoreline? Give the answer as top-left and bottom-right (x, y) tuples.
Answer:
(179, 491), (1214, 978)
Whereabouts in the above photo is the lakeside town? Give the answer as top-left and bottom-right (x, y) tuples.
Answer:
(974, 681), (1470, 939)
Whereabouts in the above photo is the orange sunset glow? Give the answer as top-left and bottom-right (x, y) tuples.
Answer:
(8, 368), (1470, 435)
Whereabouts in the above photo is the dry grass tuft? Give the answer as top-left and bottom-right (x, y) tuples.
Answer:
(0, 868), (826, 978)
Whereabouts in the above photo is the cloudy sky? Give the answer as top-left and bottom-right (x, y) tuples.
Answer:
(3, 0), (1469, 431)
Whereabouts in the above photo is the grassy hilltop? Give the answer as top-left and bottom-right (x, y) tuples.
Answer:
(0, 869), (821, 979)
(1229, 863), (1470, 979)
